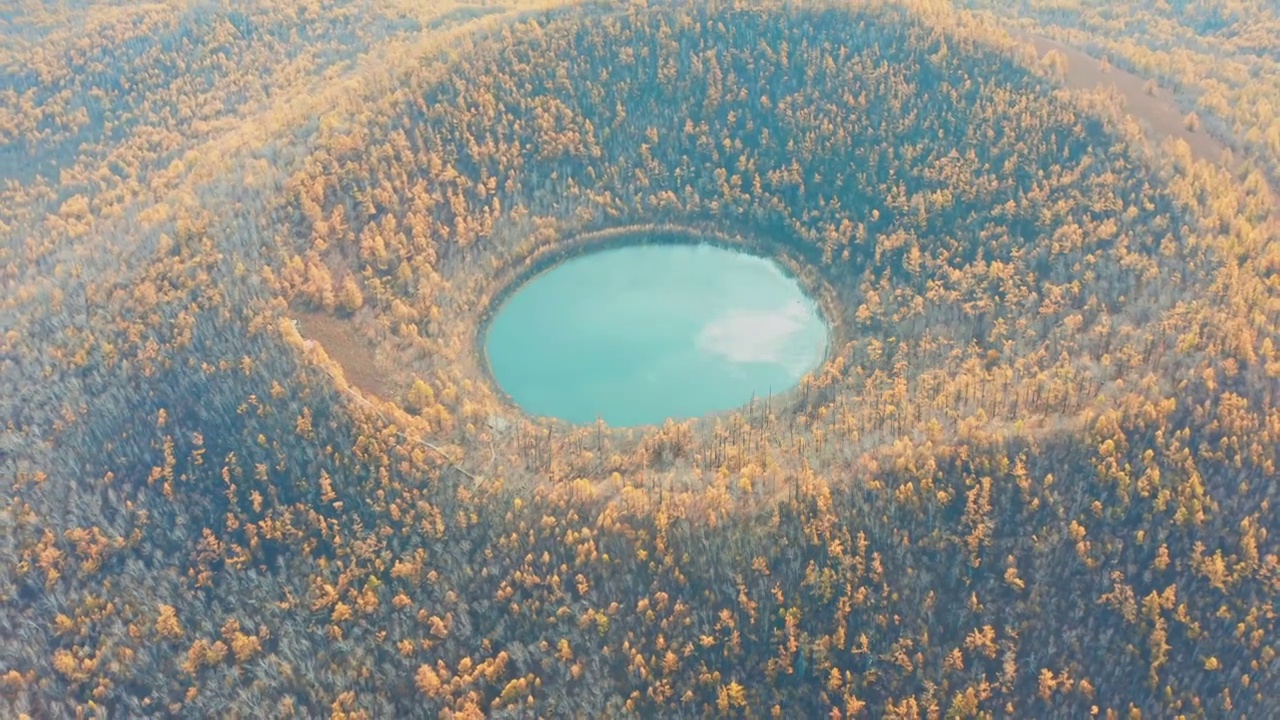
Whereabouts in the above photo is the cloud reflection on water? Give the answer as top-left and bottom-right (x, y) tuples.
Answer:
(696, 301), (820, 377)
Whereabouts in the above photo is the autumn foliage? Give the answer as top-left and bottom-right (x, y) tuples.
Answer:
(0, 0), (1277, 718)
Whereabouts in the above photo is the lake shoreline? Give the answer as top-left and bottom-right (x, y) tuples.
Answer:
(472, 223), (852, 430)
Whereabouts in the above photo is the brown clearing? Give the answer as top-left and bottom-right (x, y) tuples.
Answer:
(293, 311), (391, 399)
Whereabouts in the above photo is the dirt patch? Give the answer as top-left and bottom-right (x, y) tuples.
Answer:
(293, 311), (391, 399)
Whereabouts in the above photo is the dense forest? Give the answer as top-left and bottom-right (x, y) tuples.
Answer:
(1, 0), (1277, 717)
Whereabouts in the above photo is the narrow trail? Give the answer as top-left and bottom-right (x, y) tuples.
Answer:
(1015, 30), (1280, 220)
(1015, 32), (1228, 164)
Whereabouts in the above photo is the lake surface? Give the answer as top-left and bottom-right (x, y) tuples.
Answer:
(485, 243), (828, 426)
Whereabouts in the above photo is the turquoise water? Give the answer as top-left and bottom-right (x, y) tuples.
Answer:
(485, 243), (828, 426)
